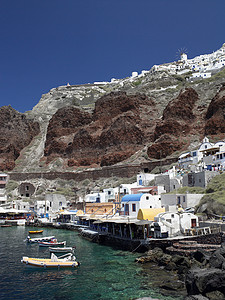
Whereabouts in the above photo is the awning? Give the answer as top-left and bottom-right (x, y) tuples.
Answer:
(134, 220), (153, 225)
(137, 208), (165, 221)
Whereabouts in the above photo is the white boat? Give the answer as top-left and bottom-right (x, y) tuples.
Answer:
(49, 246), (75, 253)
(26, 235), (55, 243)
(21, 253), (79, 268)
(38, 239), (66, 247)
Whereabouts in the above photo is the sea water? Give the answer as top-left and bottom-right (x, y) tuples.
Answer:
(0, 226), (184, 300)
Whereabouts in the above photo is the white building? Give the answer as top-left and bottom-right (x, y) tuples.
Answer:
(84, 192), (106, 203)
(35, 194), (67, 216)
(120, 193), (162, 218)
(161, 193), (204, 209)
(137, 173), (156, 186)
(152, 211), (198, 237)
(178, 137), (225, 170)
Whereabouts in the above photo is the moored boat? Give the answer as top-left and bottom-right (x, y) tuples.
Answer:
(28, 230), (43, 234)
(38, 238), (66, 247)
(49, 246), (75, 253)
(26, 235), (55, 243)
(21, 253), (79, 268)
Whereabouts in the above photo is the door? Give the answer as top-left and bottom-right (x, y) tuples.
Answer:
(191, 219), (196, 228)
(124, 204), (129, 216)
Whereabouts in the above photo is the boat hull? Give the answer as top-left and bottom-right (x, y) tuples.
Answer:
(49, 247), (74, 253)
(29, 230), (43, 234)
(38, 241), (66, 247)
(27, 236), (55, 243)
(21, 256), (79, 268)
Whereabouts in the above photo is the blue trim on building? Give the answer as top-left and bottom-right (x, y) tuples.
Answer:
(121, 193), (144, 202)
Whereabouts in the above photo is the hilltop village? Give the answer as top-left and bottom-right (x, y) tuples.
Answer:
(103, 43), (225, 85)
(1, 136), (225, 246)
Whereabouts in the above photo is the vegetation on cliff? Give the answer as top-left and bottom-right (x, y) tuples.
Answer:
(196, 173), (225, 215)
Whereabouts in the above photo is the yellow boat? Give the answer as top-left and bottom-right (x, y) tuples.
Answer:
(21, 253), (79, 268)
(28, 230), (43, 234)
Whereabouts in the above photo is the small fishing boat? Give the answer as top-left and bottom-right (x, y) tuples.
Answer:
(49, 246), (75, 253)
(0, 224), (12, 227)
(26, 235), (55, 243)
(21, 253), (79, 268)
(28, 230), (43, 234)
(38, 238), (66, 247)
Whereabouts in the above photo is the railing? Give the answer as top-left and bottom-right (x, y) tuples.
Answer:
(184, 226), (221, 236)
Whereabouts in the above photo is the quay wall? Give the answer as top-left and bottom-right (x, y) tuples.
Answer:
(148, 232), (223, 251)
(8, 158), (177, 182)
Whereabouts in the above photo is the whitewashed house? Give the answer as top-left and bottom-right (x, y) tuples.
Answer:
(152, 211), (198, 237)
(137, 173), (156, 186)
(35, 194), (67, 216)
(119, 182), (138, 195)
(178, 137), (225, 170)
(120, 193), (162, 218)
(161, 193), (204, 209)
(11, 200), (30, 212)
(84, 192), (106, 203)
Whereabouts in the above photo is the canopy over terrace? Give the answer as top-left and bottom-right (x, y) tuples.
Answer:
(137, 208), (165, 221)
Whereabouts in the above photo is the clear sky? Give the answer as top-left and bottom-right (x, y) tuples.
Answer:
(0, 0), (224, 112)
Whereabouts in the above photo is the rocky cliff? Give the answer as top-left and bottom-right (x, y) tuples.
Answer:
(1, 68), (225, 173)
(0, 106), (40, 171)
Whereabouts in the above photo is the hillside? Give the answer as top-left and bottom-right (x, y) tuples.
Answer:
(1, 60), (225, 174)
(196, 172), (225, 216)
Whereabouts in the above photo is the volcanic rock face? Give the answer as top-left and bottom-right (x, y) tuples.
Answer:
(44, 92), (157, 167)
(205, 83), (225, 135)
(0, 106), (40, 170)
(1, 76), (225, 172)
(147, 88), (200, 159)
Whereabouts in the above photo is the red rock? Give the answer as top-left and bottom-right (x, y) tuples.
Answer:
(0, 106), (40, 171)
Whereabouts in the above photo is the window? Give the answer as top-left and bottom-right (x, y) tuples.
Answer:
(108, 191), (111, 195)
(171, 214), (174, 218)
(146, 196), (149, 200)
(192, 151), (197, 157)
(132, 204), (136, 212)
(183, 196), (185, 202)
(150, 206), (152, 208)
(122, 204), (124, 207)
(59, 202), (62, 206)
(25, 186), (29, 191)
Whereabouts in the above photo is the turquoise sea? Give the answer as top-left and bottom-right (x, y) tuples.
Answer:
(0, 226), (185, 300)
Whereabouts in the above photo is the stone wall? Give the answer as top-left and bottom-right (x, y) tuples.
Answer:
(8, 158), (177, 182)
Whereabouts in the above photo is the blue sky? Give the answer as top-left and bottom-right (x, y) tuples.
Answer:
(0, 0), (224, 112)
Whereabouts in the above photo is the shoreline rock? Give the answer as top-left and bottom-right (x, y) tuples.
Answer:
(136, 242), (225, 299)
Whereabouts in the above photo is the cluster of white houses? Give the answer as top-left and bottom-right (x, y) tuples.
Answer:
(0, 136), (224, 239)
(107, 43), (225, 85)
(149, 43), (225, 80)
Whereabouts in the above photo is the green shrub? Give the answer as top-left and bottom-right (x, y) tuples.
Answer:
(6, 180), (18, 192)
